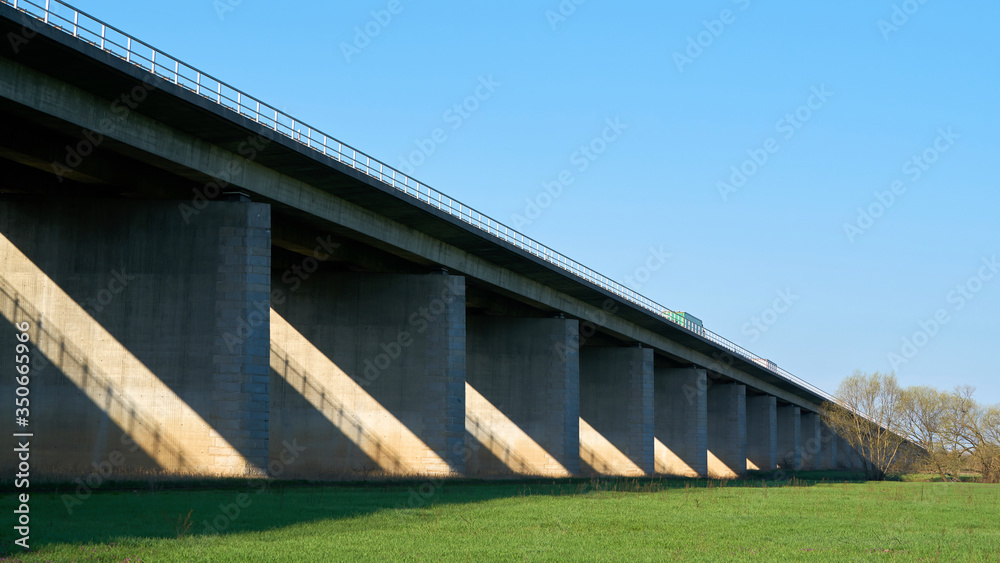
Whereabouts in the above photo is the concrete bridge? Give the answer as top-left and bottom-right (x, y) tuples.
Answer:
(0, 0), (864, 479)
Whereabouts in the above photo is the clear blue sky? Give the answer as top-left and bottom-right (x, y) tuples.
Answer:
(71, 0), (1000, 403)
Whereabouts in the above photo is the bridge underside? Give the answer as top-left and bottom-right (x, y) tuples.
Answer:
(0, 9), (854, 480)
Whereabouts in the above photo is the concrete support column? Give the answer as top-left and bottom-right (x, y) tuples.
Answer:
(270, 272), (466, 478)
(800, 411), (822, 470)
(842, 438), (865, 470)
(707, 382), (747, 478)
(836, 436), (851, 469)
(746, 395), (777, 471)
(466, 317), (579, 477)
(819, 421), (839, 470)
(654, 368), (707, 477)
(777, 405), (801, 470)
(0, 199), (270, 477)
(579, 347), (654, 476)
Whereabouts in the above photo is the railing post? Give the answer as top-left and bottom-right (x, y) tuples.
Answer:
(43, 0), (49, 24)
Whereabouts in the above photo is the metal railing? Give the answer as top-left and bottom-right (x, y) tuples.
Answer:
(1, 0), (837, 404)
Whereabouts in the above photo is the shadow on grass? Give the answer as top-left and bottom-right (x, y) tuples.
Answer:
(0, 469), (878, 557)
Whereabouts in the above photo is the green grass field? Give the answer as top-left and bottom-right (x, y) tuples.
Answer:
(3, 473), (999, 561)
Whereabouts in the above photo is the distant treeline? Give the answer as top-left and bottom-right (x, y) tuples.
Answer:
(821, 371), (1000, 482)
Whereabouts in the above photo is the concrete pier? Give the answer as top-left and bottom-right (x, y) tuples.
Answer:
(800, 411), (823, 470)
(746, 395), (777, 471)
(707, 382), (747, 478)
(654, 368), (708, 477)
(819, 421), (840, 470)
(270, 272), (466, 478)
(777, 405), (802, 470)
(0, 199), (270, 477)
(841, 438), (866, 470)
(579, 347), (654, 476)
(465, 317), (580, 477)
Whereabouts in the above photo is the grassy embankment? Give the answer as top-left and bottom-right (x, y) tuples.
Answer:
(2, 472), (998, 561)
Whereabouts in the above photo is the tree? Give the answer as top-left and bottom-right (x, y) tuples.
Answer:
(897, 386), (962, 480)
(825, 373), (1000, 483)
(941, 386), (1000, 483)
(820, 370), (906, 480)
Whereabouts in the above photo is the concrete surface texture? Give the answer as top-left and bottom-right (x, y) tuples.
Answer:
(270, 272), (466, 478)
(746, 395), (778, 471)
(0, 199), (270, 477)
(579, 347), (654, 476)
(777, 405), (803, 470)
(800, 411), (823, 470)
(465, 316), (580, 477)
(654, 368), (709, 477)
(707, 382), (747, 478)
